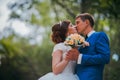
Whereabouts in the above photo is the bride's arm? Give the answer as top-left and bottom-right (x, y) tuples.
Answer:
(52, 50), (69, 75)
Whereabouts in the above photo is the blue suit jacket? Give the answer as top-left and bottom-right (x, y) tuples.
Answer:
(76, 32), (110, 80)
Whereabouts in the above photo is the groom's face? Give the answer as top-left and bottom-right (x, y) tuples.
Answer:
(75, 18), (87, 34)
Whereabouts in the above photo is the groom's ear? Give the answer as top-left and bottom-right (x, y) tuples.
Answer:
(85, 19), (90, 25)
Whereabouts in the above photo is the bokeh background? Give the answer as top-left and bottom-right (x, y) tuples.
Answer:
(0, 0), (120, 80)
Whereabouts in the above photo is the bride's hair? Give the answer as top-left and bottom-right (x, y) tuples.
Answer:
(51, 20), (70, 44)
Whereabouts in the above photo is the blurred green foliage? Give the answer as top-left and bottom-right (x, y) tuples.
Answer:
(0, 0), (120, 80)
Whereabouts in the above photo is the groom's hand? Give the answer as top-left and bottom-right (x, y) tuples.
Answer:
(66, 48), (79, 61)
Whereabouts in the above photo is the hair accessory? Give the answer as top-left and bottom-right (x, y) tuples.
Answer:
(59, 21), (62, 27)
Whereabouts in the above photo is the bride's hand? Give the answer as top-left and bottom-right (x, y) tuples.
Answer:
(64, 55), (70, 61)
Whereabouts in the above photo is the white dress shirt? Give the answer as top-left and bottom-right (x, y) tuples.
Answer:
(77, 30), (95, 64)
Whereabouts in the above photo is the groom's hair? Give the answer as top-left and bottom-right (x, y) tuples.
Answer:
(76, 13), (95, 27)
(51, 20), (70, 44)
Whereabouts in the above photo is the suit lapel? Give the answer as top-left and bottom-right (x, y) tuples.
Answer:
(86, 32), (96, 41)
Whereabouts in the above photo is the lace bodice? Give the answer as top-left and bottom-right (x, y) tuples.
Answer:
(38, 43), (79, 80)
(52, 43), (76, 74)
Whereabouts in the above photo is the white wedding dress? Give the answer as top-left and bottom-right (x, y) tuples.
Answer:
(38, 43), (79, 80)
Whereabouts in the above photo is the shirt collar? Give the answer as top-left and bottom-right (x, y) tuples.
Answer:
(87, 30), (95, 37)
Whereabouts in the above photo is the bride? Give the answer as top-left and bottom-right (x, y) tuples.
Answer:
(38, 20), (79, 80)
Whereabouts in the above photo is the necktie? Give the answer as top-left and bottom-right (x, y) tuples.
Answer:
(85, 35), (88, 40)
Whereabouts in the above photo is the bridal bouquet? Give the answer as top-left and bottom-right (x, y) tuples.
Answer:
(64, 33), (89, 48)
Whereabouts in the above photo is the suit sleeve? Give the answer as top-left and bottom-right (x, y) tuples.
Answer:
(81, 32), (110, 65)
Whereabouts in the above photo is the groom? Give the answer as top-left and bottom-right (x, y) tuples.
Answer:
(66, 13), (110, 80)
